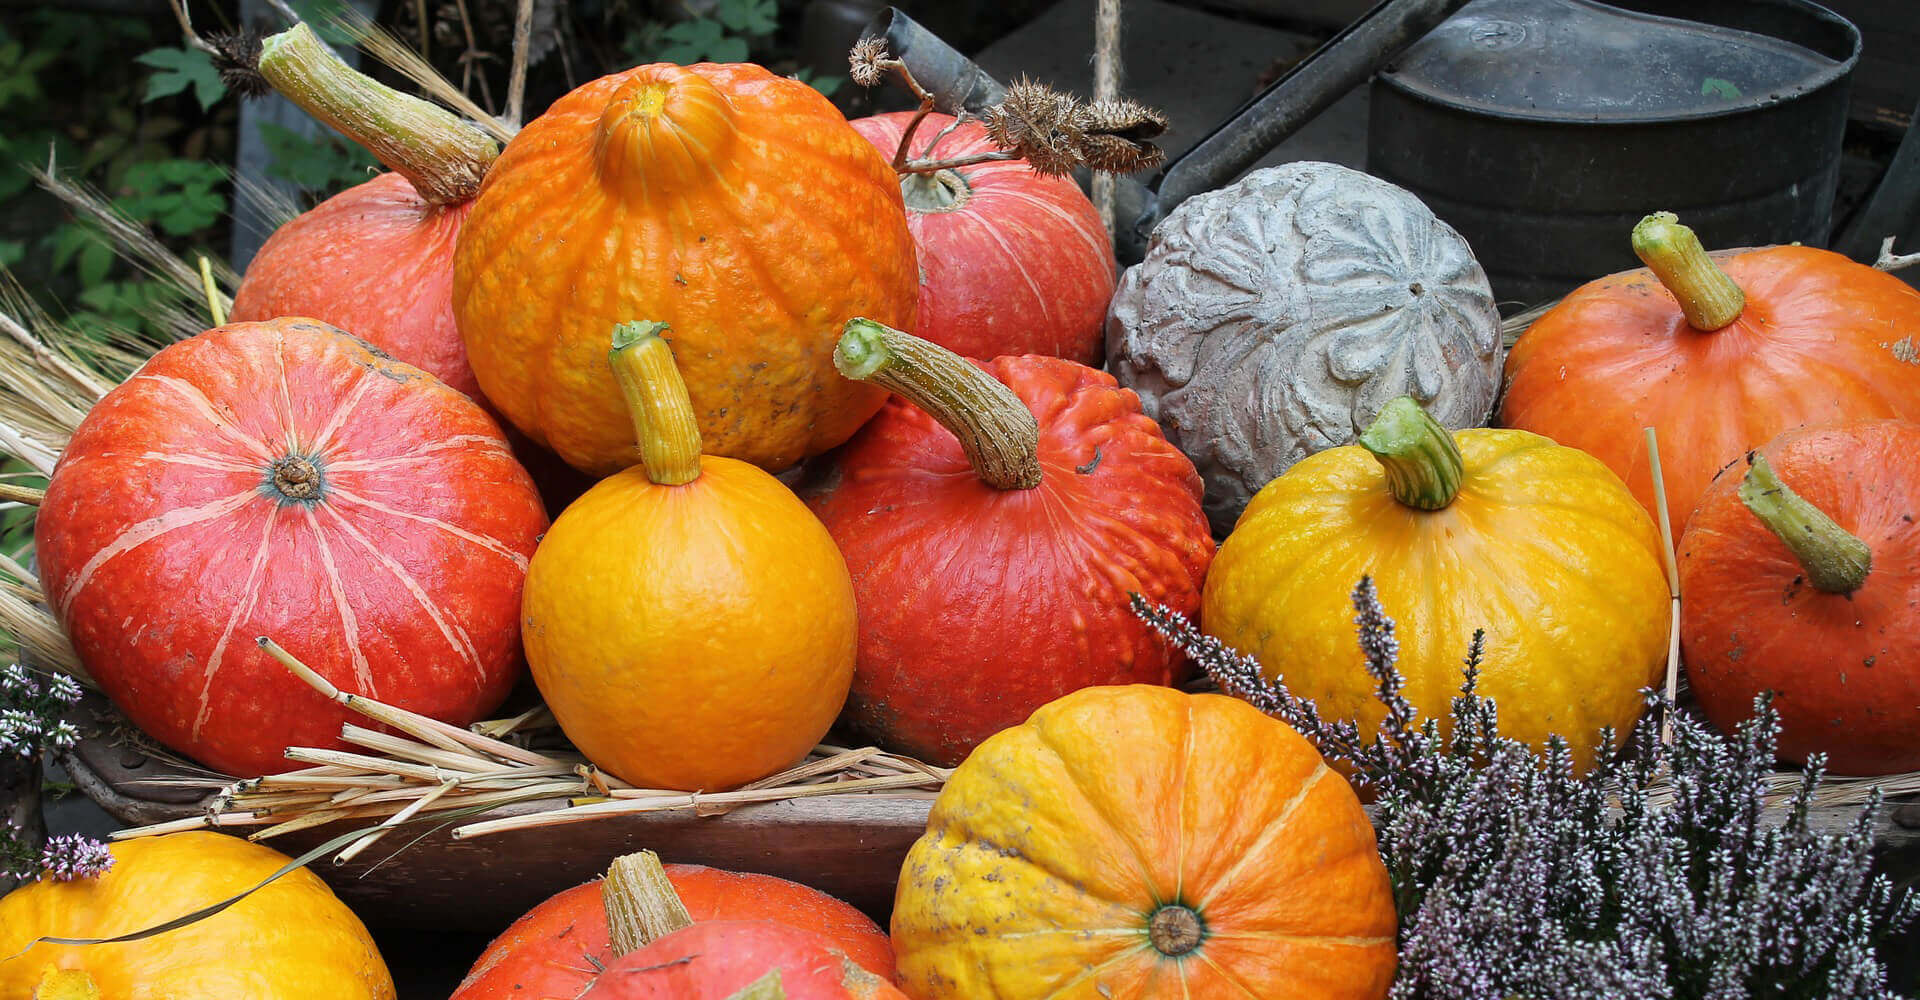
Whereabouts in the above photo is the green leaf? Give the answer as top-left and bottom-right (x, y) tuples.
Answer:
(0, 241), (22, 270)
(793, 69), (844, 99)
(714, 0), (777, 36)
(290, 0), (359, 45)
(136, 47), (226, 111)
(1700, 77), (1741, 100)
(259, 122), (379, 194)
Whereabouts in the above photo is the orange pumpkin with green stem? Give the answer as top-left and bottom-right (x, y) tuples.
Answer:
(1202, 396), (1670, 771)
(231, 23), (496, 398)
(891, 684), (1397, 999)
(453, 63), (918, 476)
(520, 322), (857, 791)
(1679, 420), (1920, 775)
(0, 832), (393, 999)
(802, 319), (1213, 767)
(1501, 212), (1920, 530)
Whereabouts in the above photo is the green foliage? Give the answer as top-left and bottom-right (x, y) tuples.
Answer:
(626, 0), (777, 67)
(136, 47), (226, 111)
(259, 122), (379, 194)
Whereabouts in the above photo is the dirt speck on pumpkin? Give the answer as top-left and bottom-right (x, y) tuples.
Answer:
(1882, 336), (1920, 363)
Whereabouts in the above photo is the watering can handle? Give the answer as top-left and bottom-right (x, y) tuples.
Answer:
(860, 8), (1009, 116)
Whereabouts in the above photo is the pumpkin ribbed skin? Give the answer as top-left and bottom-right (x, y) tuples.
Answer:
(452, 864), (895, 998)
(584, 921), (908, 999)
(0, 832), (394, 998)
(1501, 245), (1920, 530)
(35, 319), (546, 777)
(453, 63), (918, 476)
(233, 172), (480, 398)
(522, 457), (856, 790)
(850, 112), (1113, 364)
(1203, 428), (1669, 771)
(803, 355), (1213, 767)
(1679, 421), (1920, 775)
(892, 685), (1397, 999)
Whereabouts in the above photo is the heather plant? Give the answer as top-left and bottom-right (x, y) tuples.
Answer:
(1133, 579), (1919, 999)
(0, 663), (111, 883)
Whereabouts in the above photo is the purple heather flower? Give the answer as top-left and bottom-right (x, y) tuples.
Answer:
(37, 834), (113, 882)
(1133, 577), (1919, 999)
(0, 663), (84, 757)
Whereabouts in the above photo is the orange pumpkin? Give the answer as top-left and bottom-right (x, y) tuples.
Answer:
(0, 832), (393, 999)
(1679, 420), (1920, 775)
(453, 864), (895, 998)
(891, 684), (1397, 999)
(519, 323), (857, 790)
(1501, 212), (1920, 530)
(453, 63), (919, 476)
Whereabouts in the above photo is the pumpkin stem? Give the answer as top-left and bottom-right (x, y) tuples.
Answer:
(602, 850), (695, 957)
(33, 970), (99, 1000)
(1358, 396), (1464, 510)
(608, 322), (703, 486)
(1738, 452), (1872, 595)
(256, 23), (497, 206)
(1630, 212), (1745, 331)
(723, 970), (788, 1000)
(834, 318), (1042, 491)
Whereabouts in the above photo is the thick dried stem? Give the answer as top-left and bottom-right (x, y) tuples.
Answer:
(1358, 396), (1464, 511)
(1739, 453), (1871, 595)
(835, 319), (1042, 490)
(603, 850), (694, 957)
(1631, 212), (1745, 331)
(608, 322), (703, 486)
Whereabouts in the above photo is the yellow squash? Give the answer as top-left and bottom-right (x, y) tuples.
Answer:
(0, 831), (394, 999)
(1202, 396), (1670, 769)
(521, 322), (857, 791)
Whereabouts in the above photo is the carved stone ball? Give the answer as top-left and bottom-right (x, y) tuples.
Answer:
(1107, 161), (1503, 534)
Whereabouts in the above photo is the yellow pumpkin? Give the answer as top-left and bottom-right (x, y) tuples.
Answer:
(1202, 396), (1670, 769)
(521, 322), (857, 791)
(891, 684), (1397, 999)
(0, 831), (394, 999)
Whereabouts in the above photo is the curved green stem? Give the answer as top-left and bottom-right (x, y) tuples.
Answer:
(257, 23), (496, 206)
(1631, 212), (1745, 331)
(1739, 452), (1871, 594)
(1358, 396), (1463, 511)
(835, 318), (1042, 491)
(608, 322), (702, 486)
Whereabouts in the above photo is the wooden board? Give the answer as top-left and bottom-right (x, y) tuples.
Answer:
(62, 731), (932, 928)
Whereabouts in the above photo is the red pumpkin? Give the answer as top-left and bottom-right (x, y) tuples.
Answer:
(584, 921), (907, 1000)
(1678, 420), (1920, 775)
(850, 112), (1113, 364)
(35, 318), (547, 777)
(802, 320), (1213, 766)
(1501, 212), (1920, 530)
(453, 864), (895, 998)
(231, 23), (497, 398)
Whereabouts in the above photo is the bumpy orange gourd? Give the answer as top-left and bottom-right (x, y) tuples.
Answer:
(452, 864), (895, 998)
(1501, 212), (1920, 530)
(1679, 421), (1920, 775)
(1203, 396), (1670, 771)
(454, 63), (918, 476)
(521, 323), (856, 790)
(0, 832), (394, 999)
(892, 684), (1397, 999)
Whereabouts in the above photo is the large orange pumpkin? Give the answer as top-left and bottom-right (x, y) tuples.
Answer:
(453, 63), (919, 476)
(452, 864), (895, 998)
(1679, 420), (1920, 775)
(34, 318), (547, 777)
(1501, 212), (1920, 530)
(802, 320), (1213, 767)
(891, 684), (1397, 999)
(0, 832), (394, 999)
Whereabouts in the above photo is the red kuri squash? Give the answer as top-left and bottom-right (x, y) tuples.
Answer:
(35, 318), (547, 777)
(1501, 212), (1920, 529)
(230, 24), (496, 399)
(587, 922), (907, 999)
(850, 112), (1113, 364)
(452, 864), (895, 998)
(1679, 420), (1920, 775)
(802, 319), (1213, 766)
